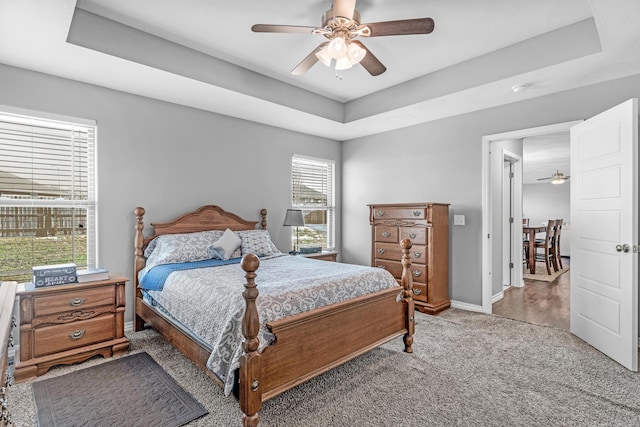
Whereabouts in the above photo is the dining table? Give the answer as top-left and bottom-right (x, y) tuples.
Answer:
(523, 225), (546, 274)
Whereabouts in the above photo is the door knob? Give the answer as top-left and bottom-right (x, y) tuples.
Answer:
(616, 244), (631, 253)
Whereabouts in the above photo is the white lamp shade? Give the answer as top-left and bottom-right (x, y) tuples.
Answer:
(347, 42), (366, 64)
(327, 36), (347, 59)
(315, 45), (332, 67)
(335, 56), (353, 70)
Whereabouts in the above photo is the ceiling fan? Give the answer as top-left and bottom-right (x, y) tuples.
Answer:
(251, 0), (435, 76)
(537, 170), (570, 185)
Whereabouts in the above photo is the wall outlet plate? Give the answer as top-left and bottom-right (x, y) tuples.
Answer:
(454, 215), (465, 226)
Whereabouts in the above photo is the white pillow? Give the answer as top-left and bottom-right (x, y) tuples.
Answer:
(209, 228), (242, 261)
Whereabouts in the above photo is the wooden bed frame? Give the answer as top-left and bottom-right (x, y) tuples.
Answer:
(133, 205), (415, 426)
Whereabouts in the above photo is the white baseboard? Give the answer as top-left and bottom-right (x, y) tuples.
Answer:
(125, 321), (134, 332)
(450, 300), (485, 313)
(492, 291), (504, 304)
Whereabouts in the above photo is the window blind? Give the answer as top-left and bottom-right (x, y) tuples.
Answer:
(291, 155), (335, 249)
(0, 111), (97, 282)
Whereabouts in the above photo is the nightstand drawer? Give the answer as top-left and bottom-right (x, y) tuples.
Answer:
(33, 286), (115, 317)
(34, 315), (115, 357)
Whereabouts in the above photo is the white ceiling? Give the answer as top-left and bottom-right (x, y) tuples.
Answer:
(0, 0), (639, 177)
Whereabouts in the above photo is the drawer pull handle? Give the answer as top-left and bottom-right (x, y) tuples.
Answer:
(378, 248), (385, 255)
(377, 265), (386, 269)
(413, 210), (421, 217)
(414, 251), (422, 257)
(413, 270), (422, 277)
(69, 297), (86, 307)
(381, 231), (390, 238)
(409, 232), (417, 239)
(376, 210), (385, 217)
(413, 288), (422, 296)
(69, 329), (86, 340)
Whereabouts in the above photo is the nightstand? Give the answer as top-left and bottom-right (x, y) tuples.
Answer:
(299, 251), (338, 262)
(14, 275), (129, 383)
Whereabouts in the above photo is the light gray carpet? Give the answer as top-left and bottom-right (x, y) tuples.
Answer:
(32, 352), (207, 427)
(10, 309), (640, 426)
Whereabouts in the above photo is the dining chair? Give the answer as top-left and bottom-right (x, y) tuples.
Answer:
(554, 219), (563, 269)
(534, 220), (558, 275)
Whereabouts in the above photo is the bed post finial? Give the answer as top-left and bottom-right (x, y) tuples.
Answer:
(240, 254), (262, 427)
(400, 238), (414, 354)
(260, 208), (267, 230)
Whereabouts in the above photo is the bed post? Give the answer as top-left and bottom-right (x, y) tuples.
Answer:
(133, 207), (146, 332)
(240, 254), (263, 427)
(400, 238), (415, 354)
(260, 208), (267, 230)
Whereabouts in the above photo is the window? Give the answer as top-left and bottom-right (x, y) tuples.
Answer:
(291, 155), (335, 250)
(0, 109), (97, 282)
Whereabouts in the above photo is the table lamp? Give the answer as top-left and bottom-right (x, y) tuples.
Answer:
(283, 209), (305, 254)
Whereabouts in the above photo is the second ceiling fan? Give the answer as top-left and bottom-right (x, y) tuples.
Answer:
(251, 0), (435, 76)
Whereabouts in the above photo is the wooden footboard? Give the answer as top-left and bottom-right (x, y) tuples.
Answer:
(239, 240), (414, 426)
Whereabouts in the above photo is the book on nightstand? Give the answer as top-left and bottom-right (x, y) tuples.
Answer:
(76, 268), (110, 283)
(32, 263), (77, 287)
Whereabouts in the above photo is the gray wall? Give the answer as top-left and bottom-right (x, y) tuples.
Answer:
(0, 63), (341, 323)
(342, 73), (640, 308)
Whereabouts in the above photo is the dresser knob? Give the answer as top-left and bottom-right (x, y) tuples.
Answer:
(413, 270), (422, 277)
(68, 329), (86, 340)
(413, 288), (422, 296)
(413, 210), (421, 217)
(377, 248), (385, 255)
(409, 232), (417, 239)
(381, 231), (390, 238)
(68, 297), (86, 307)
(413, 251), (422, 258)
(376, 210), (385, 217)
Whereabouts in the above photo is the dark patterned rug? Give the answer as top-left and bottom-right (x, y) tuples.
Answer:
(32, 352), (208, 427)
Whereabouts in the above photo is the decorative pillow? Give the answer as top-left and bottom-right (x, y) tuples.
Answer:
(145, 230), (223, 268)
(209, 228), (242, 261)
(238, 230), (280, 257)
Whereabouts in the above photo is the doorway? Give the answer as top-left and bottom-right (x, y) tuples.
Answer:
(481, 120), (582, 313)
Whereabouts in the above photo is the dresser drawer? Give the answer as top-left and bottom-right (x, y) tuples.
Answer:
(373, 259), (403, 278)
(33, 286), (115, 317)
(34, 315), (115, 357)
(409, 264), (427, 284)
(374, 225), (398, 243)
(375, 242), (427, 264)
(411, 283), (428, 302)
(372, 207), (425, 220)
(400, 226), (428, 245)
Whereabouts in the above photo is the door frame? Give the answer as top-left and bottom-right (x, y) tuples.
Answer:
(481, 120), (583, 313)
(502, 150), (523, 290)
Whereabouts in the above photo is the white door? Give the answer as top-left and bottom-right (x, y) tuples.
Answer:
(570, 98), (638, 371)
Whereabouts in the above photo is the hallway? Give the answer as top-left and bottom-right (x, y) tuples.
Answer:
(492, 258), (570, 330)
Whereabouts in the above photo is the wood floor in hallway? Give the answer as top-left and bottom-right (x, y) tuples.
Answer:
(492, 258), (570, 330)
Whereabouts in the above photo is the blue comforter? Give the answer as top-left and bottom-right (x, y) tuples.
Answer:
(139, 258), (242, 290)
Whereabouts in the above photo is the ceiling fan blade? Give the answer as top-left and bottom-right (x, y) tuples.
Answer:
(537, 177), (552, 181)
(333, 0), (357, 20)
(291, 43), (328, 75)
(352, 41), (386, 76)
(362, 18), (435, 37)
(252, 24), (318, 34)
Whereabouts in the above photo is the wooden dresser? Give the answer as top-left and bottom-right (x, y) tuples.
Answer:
(369, 203), (450, 314)
(0, 281), (16, 426)
(14, 275), (129, 382)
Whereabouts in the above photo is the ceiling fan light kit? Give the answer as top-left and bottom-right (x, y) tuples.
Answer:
(538, 170), (570, 185)
(251, 0), (434, 77)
